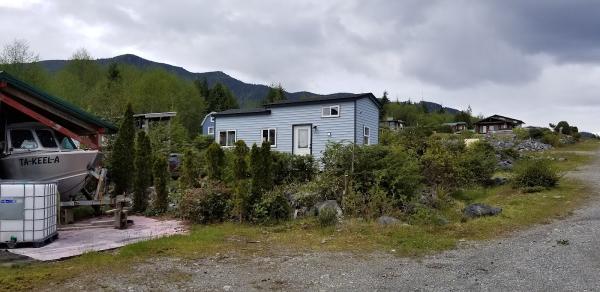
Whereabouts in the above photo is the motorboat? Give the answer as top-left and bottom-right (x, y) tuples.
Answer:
(0, 122), (101, 201)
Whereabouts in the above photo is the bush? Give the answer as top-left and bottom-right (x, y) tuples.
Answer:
(231, 179), (252, 222)
(317, 207), (338, 227)
(272, 152), (317, 184)
(252, 188), (291, 223)
(513, 159), (559, 189)
(193, 135), (214, 151)
(459, 141), (497, 186)
(513, 128), (529, 140)
(205, 143), (225, 180)
(542, 132), (560, 147)
(420, 138), (461, 191)
(179, 180), (231, 223)
(528, 127), (546, 140)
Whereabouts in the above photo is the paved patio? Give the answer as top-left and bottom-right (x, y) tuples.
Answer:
(8, 216), (186, 261)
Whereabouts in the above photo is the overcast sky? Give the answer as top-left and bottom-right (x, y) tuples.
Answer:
(1, 0), (599, 133)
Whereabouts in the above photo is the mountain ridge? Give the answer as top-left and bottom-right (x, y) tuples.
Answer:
(37, 54), (460, 113)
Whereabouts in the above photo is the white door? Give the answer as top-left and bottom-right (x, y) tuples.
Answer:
(293, 125), (311, 156)
(482, 125), (487, 133)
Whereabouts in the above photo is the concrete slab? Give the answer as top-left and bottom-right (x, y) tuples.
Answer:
(9, 216), (186, 261)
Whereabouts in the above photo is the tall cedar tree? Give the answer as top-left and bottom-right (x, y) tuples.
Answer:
(153, 155), (170, 212)
(207, 83), (238, 112)
(250, 142), (273, 197)
(380, 91), (390, 117)
(233, 140), (249, 179)
(179, 147), (200, 188)
(264, 83), (286, 104)
(111, 104), (136, 196)
(133, 131), (152, 212)
(205, 143), (225, 180)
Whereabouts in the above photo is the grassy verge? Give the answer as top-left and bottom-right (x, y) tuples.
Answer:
(1, 142), (598, 291)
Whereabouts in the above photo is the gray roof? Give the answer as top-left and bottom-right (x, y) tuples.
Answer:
(213, 108), (271, 117)
(442, 122), (467, 126)
(265, 92), (381, 108)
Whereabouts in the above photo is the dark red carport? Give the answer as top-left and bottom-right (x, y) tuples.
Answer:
(0, 71), (117, 149)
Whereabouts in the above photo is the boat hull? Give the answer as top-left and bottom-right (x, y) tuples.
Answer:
(0, 151), (100, 201)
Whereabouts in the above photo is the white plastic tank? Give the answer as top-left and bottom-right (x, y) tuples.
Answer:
(0, 181), (58, 246)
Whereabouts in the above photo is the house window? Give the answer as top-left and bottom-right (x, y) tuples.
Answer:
(210, 116), (215, 122)
(321, 105), (340, 118)
(261, 128), (277, 147)
(208, 127), (214, 135)
(218, 130), (236, 147)
(363, 126), (370, 145)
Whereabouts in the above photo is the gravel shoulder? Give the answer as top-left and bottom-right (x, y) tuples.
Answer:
(58, 150), (600, 291)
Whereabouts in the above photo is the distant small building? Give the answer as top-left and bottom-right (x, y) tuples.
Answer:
(133, 112), (177, 133)
(201, 111), (216, 135)
(380, 117), (405, 131)
(442, 122), (467, 133)
(474, 115), (524, 134)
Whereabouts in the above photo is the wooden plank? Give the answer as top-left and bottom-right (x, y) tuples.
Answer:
(0, 92), (99, 149)
(2, 86), (98, 134)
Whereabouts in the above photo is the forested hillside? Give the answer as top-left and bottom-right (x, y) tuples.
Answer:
(0, 40), (470, 138)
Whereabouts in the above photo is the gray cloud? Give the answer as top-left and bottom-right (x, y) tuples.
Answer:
(0, 0), (599, 133)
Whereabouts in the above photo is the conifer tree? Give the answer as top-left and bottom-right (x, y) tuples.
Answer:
(111, 104), (135, 196)
(250, 142), (273, 196)
(205, 143), (224, 180)
(153, 155), (169, 212)
(179, 147), (200, 189)
(133, 131), (152, 212)
(233, 140), (249, 180)
(264, 83), (287, 104)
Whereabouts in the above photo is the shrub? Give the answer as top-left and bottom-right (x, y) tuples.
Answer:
(513, 128), (529, 140)
(436, 125), (454, 134)
(420, 138), (461, 191)
(231, 179), (252, 222)
(459, 141), (497, 186)
(528, 127), (546, 140)
(375, 146), (423, 204)
(205, 143), (225, 180)
(153, 155), (170, 212)
(513, 159), (559, 189)
(272, 152), (317, 184)
(317, 207), (338, 227)
(179, 180), (231, 223)
(408, 205), (448, 226)
(542, 132), (560, 147)
(193, 135), (214, 151)
(252, 188), (291, 223)
(133, 131), (152, 212)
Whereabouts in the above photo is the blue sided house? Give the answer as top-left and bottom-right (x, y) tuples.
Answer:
(201, 111), (216, 135)
(212, 93), (381, 161)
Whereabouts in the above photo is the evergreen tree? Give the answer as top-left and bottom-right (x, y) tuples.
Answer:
(250, 142), (273, 196)
(233, 140), (249, 180)
(152, 155), (170, 212)
(179, 147), (200, 189)
(379, 91), (390, 117)
(263, 83), (287, 104)
(207, 83), (238, 112)
(110, 104), (136, 196)
(205, 143), (225, 180)
(133, 131), (152, 212)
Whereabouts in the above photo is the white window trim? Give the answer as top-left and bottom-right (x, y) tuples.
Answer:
(321, 105), (340, 118)
(261, 128), (277, 148)
(207, 127), (214, 135)
(218, 129), (237, 147)
(210, 116), (215, 122)
(363, 126), (370, 145)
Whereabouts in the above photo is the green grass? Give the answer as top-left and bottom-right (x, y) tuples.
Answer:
(1, 141), (598, 291)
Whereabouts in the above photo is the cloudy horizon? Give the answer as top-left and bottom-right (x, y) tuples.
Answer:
(1, 0), (599, 133)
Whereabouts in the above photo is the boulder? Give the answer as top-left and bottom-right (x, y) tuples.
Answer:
(492, 177), (509, 186)
(497, 160), (513, 170)
(377, 215), (400, 226)
(316, 200), (343, 218)
(463, 203), (502, 218)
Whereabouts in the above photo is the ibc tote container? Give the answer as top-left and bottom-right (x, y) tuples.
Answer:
(0, 182), (58, 247)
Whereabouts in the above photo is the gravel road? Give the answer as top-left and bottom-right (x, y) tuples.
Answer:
(59, 150), (600, 291)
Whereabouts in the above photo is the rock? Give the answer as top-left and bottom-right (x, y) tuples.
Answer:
(558, 157), (567, 162)
(492, 177), (509, 186)
(497, 160), (513, 170)
(377, 215), (400, 226)
(463, 203), (502, 218)
(223, 285), (232, 291)
(316, 200), (343, 218)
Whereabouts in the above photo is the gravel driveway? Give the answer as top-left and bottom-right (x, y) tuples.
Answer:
(59, 150), (600, 291)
